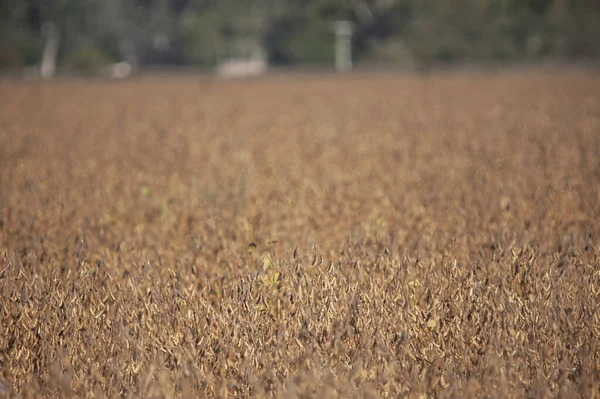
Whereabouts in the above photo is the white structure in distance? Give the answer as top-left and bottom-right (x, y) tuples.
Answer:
(216, 38), (267, 79)
(334, 20), (353, 73)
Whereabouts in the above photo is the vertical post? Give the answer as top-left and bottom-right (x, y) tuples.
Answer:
(334, 21), (353, 72)
(40, 22), (60, 79)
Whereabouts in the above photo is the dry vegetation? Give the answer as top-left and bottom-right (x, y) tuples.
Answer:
(1, 70), (600, 398)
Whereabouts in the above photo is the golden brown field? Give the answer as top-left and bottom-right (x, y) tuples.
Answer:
(1, 70), (600, 398)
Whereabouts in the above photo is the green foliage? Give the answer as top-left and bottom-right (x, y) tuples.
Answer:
(267, 19), (335, 64)
(0, 31), (44, 68)
(63, 43), (113, 70)
(176, 11), (219, 65)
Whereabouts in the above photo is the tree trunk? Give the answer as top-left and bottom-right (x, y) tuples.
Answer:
(40, 22), (60, 79)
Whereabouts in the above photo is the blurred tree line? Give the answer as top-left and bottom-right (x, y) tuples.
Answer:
(1, 0), (599, 72)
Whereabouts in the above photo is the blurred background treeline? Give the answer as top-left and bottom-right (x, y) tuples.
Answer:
(1, 0), (599, 73)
